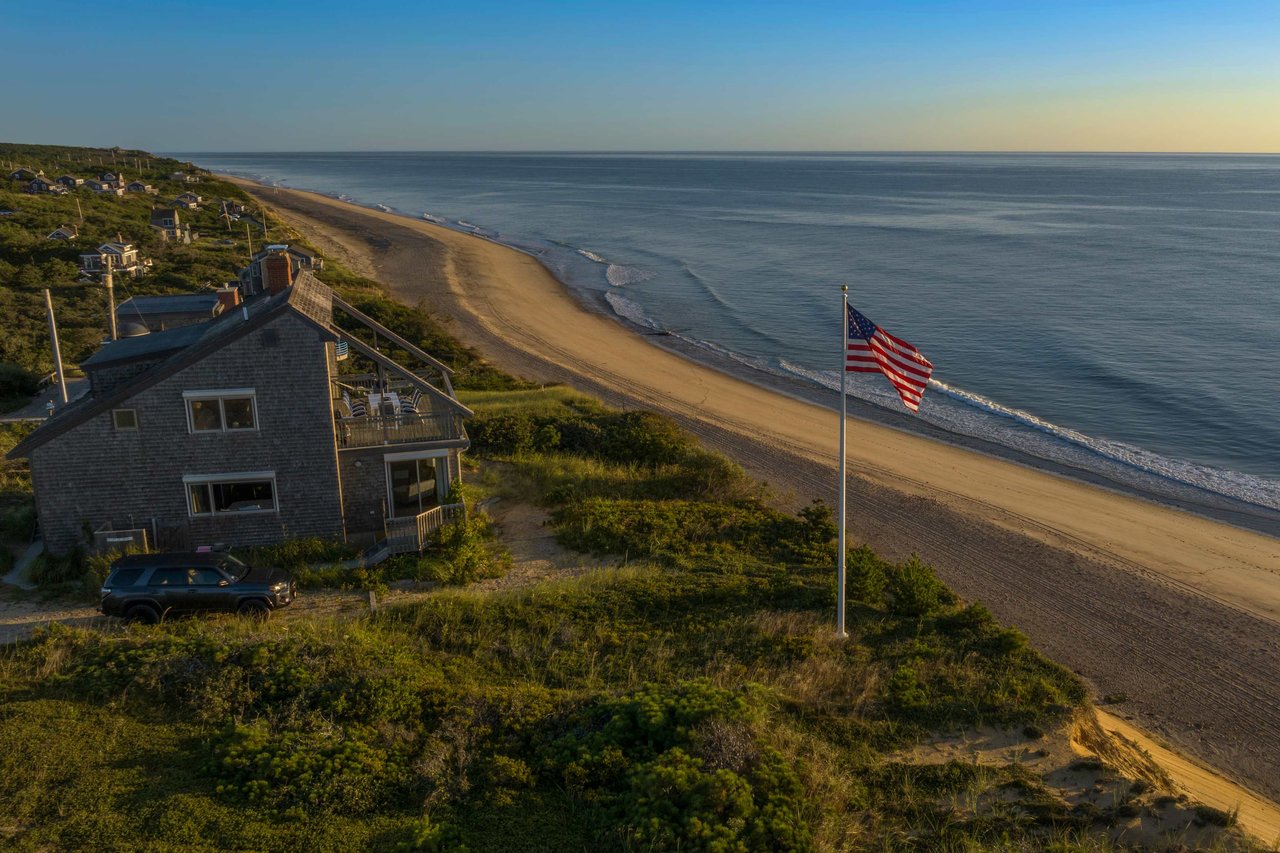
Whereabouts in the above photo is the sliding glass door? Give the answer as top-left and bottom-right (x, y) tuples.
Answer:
(386, 456), (443, 518)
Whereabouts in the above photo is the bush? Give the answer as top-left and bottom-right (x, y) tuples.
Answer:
(886, 555), (954, 619)
(0, 362), (39, 398)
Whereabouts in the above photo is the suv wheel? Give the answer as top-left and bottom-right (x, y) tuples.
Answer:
(237, 599), (271, 620)
(125, 604), (161, 625)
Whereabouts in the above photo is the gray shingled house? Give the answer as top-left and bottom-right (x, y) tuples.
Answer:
(8, 269), (472, 557)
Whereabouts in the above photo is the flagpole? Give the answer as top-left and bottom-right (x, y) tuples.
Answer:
(837, 284), (848, 639)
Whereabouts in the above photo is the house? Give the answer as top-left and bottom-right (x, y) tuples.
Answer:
(116, 290), (235, 332)
(8, 167), (38, 181)
(80, 242), (148, 278)
(56, 175), (84, 188)
(169, 171), (201, 183)
(126, 180), (156, 194)
(47, 225), (79, 241)
(7, 270), (472, 556)
(238, 244), (324, 296)
(25, 176), (67, 195)
(99, 172), (122, 185)
(149, 207), (194, 244)
(172, 192), (202, 210)
(220, 200), (246, 216)
(87, 180), (125, 196)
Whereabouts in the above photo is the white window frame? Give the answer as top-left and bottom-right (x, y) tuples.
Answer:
(183, 472), (278, 517)
(111, 408), (139, 431)
(384, 449), (451, 518)
(183, 388), (258, 434)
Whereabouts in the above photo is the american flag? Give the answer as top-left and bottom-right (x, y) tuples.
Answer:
(846, 305), (933, 412)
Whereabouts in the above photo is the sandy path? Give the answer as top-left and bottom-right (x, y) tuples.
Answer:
(237, 181), (1280, 803)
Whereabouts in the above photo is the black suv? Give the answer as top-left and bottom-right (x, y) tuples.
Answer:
(100, 552), (296, 623)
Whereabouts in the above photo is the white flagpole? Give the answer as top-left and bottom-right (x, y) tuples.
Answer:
(837, 284), (848, 639)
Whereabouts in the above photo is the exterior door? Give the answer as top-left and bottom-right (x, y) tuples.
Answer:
(386, 456), (442, 518)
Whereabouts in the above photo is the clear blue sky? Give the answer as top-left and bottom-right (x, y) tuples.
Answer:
(4, 0), (1278, 152)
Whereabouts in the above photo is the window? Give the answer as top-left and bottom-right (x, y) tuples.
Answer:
(107, 568), (144, 587)
(184, 390), (257, 432)
(184, 474), (277, 516)
(189, 567), (226, 585)
(148, 567), (187, 586)
(112, 408), (139, 431)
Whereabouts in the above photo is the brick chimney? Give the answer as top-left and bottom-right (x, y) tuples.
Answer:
(262, 245), (293, 295)
(215, 287), (241, 314)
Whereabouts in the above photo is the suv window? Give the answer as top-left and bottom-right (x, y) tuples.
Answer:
(189, 567), (226, 586)
(148, 567), (187, 586)
(107, 568), (144, 587)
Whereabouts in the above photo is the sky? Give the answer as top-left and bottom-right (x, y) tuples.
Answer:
(3, 0), (1278, 152)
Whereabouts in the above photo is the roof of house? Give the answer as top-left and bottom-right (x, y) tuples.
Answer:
(80, 321), (212, 368)
(115, 292), (220, 320)
(9, 274), (335, 458)
(8, 272), (471, 459)
(149, 208), (179, 224)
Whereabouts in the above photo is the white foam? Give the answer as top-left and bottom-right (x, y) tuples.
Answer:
(422, 213), (445, 223)
(604, 291), (661, 330)
(771, 358), (1280, 510)
(577, 248), (608, 264)
(605, 263), (656, 287)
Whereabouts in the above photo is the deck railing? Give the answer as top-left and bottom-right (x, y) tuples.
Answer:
(336, 412), (465, 448)
(384, 503), (466, 554)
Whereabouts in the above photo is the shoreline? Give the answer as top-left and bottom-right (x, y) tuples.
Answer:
(229, 174), (1280, 533)
(228, 176), (1280, 808)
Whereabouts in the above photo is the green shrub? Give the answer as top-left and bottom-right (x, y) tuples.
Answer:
(886, 555), (954, 618)
(0, 362), (39, 398)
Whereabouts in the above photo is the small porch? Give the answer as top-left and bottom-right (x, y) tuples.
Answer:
(384, 502), (466, 554)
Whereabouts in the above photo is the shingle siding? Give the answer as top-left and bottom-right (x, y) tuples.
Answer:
(32, 312), (344, 554)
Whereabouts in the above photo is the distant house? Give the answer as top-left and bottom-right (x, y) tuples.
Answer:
(99, 172), (122, 185)
(47, 225), (79, 241)
(173, 192), (202, 210)
(8, 167), (38, 181)
(126, 180), (156, 194)
(87, 179), (125, 196)
(7, 271), (471, 556)
(149, 207), (194, 244)
(80, 242), (148, 278)
(238, 244), (325, 296)
(220, 200), (246, 216)
(169, 171), (201, 183)
(55, 175), (84, 188)
(25, 176), (67, 195)
(116, 290), (234, 332)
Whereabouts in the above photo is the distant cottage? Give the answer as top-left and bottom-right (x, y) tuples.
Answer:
(25, 176), (67, 195)
(172, 192), (202, 210)
(55, 175), (84, 188)
(80, 242), (149, 278)
(8, 167), (39, 181)
(47, 225), (79, 241)
(149, 207), (195, 244)
(8, 271), (471, 557)
(126, 180), (156, 194)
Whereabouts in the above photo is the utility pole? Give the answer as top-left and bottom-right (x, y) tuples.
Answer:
(44, 289), (68, 405)
(75, 196), (84, 224)
(246, 223), (254, 258)
(261, 207), (268, 239)
(104, 264), (119, 341)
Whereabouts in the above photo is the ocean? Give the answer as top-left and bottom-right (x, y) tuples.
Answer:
(180, 152), (1280, 517)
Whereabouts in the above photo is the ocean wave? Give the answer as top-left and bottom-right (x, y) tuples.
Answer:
(576, 248), (608, 264)
(604, 291), (661, 330)
(422, 213), (445, 223)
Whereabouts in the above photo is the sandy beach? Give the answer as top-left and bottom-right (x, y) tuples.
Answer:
(235, 179), (1280, 809)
